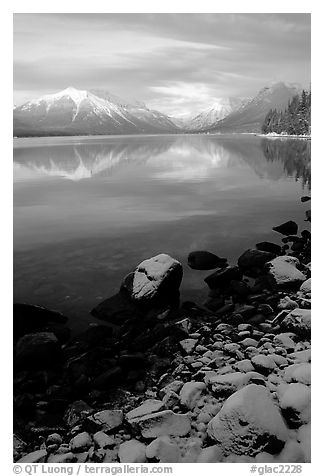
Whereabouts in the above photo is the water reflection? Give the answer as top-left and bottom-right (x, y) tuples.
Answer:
(14, 135), (311, 186)
(261, 138), (311, 189)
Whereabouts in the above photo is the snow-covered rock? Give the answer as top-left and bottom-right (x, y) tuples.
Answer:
(207, 384), (289, 456)
(118, 439), (147, 463)
(207, 371), (265, 396)
(300, 278), (311, 294)
(266, 256), (306, 286)
(129, 410), (191, 438)
(121, 254), (183, 306)
(126, 400), (165, 420)
(279, 383), (311, 427)
(196, 445), (223, 462)
(283, 363), (311, 385)
(17, 449), (47, 463)
(251, 355), (277, 375)
(297, 423), (311, 462)
(93, 431), (115, 449)
(179, 382), (206, 409)
(86, 409), (123, 432)
(281, 309), (311, 337)
(179, 338), (198, 354)
(146, 436), (180, 462)
(69, 432), (92, 452)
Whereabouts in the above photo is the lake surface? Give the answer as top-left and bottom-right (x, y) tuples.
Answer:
(13, 134), (311, 330)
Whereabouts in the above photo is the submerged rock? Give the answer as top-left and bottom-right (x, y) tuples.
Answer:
(188, 251), (227, 270)
(256, 242), (282, 255)
(273, 221), (298, 236)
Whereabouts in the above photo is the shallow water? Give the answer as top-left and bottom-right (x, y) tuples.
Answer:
(13, 134), (311, 330)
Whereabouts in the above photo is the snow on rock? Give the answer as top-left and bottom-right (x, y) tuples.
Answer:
(118, 439), (147, 463)
(93, 431), (115, 449)
(251, 355), (277, 375)
(266, 256), (306, 287)
(86, 409), (123, 432)
(281, 309), (311, 338)
(283, 363), (311, 385)
(273, 333), (296, 351)
(279, 383), (311, 427)
(277, 439), (306, 463)
(289, 349), (311, 363)
(69, 432), (92, 452)
(196, 445), (223, 462)
(179, 338), (198, 355)
(126, 399), (165, 420)
(128, 410), (191, 438)
(17, 449), (47, 463)
(121, 254), (183, 306)
(297, 423), (311, 462)
(206, 371), (265, 396)
(179, 382), (206, 409)
(207, 384), (289, 456)
(146, 436), (180, 462)
(300, 278), (311, 294)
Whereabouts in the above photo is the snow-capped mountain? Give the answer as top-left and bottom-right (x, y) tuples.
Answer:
(207, 82), (301, 133)
(13, 87), (180, 137)
(184, 97), (248, 131)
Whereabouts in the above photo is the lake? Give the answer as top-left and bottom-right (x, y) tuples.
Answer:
(13, 134), (311, 331)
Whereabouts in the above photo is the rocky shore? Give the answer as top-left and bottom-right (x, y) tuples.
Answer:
(13, 200), (311, 463)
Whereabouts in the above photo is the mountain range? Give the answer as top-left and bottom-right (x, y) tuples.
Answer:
(13, 82), (301, 137)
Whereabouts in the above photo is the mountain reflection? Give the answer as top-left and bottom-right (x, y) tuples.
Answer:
(14, 135), (311, 185)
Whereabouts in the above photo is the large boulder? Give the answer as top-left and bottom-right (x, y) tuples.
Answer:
(121, 254), (183, 308)
(273, 221), (298, 236)
(266, 256), (306, 287)
(15, 331), (61, 368)
(238, 249), (275, 274)
(281, 309), (311, 338)
(188, 251), (227, 270)
(204, 266), (242, 289)
(207, 384), (288, 456)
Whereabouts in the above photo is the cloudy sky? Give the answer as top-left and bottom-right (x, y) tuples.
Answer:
(13, 13), (311, 117)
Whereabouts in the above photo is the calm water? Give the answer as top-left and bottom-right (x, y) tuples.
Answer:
(13, 134), (311, 330)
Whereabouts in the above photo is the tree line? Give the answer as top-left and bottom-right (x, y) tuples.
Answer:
(262, 90), (311, 135)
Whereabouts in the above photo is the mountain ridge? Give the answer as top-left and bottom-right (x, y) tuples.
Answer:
(13, 82), (303, 137)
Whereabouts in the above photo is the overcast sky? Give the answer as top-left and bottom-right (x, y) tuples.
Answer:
(13, 13), (311, 117)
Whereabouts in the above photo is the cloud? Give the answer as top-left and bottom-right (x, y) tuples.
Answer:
(13, 13), (311, 114)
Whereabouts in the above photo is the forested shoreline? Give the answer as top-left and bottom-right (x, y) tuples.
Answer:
(262, 90), (311, 136)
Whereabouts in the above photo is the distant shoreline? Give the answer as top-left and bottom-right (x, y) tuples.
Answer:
(257, 133), (311, 140)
